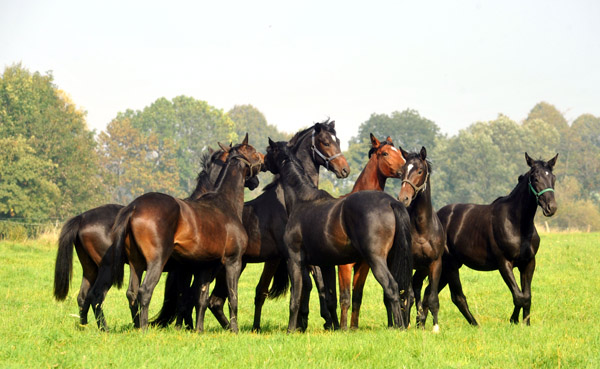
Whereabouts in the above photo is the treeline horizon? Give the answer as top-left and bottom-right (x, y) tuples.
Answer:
(1, 63), (599, 236)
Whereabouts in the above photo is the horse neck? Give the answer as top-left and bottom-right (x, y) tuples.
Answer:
(293, 133), (321, 187)
(504, 172), (538, 225)
(187, 172), (214, 200)
(279, 159), (327, 213)
(409, 176), (434, 231)
(350, 156), (386, 193)
(212, 160), (247, 220)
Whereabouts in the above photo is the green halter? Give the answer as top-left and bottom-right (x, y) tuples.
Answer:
(528, 180), (554, 204)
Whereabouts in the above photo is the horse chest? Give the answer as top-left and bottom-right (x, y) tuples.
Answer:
(411, 236), (436, 264)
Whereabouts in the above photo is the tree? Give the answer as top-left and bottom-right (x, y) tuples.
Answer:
(0, 136), (60, 219)
(116, 96), (237, 196)
(0, 63), (104, 219)
(228, 104), (290, 148)
(97, 117), (180, 204)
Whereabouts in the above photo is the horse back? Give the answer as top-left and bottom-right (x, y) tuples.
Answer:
(77, 204), (123, 265)
(438, 203), (498, 270)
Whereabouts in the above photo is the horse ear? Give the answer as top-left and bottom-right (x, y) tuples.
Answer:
(420, 146), (427, 160)
(525, 152), (534, 167)
(386, 136), (393, 144)
(218, 142), (230, 152)
(242, 133), (249, 146)
(547, 153), (559, 169)
(314, 123), (322, 133)
(399, 146), (408, 159)
(370, 133), (380, 148)
(329, 120), (335, 130)
(208, 147), (214, 154)
(268, 137), (276, 148)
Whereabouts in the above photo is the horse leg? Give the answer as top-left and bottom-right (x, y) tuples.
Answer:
(411, 268), (427, 328)
(518, 258), (536, 325)
(77, 271), (95, 326)
(423, 257), (442, 332)
(136, 262), (164, 330)
(83, 263), (112, 331)
(337, 263), (352, 330)
(368, 257), (403, 329)
(320, 265), (340, 330)
(350, 261), (370, 329)
(497, 258), (528, 324)
(224, 257), (243, 333)
(445, 264), (478, 326)
(252, 259), (278, 332)
(208, 269), (231, 329)
(174, 269), (194, 330)
(194, 268), (215, 333)
(286, 252), (303, 333)
(310, 265), (336, 330)
(125, 262), (143, 328)
(297, 266), (313, 332)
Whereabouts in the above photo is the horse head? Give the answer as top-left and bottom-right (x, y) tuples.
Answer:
(368, 133), (406, 179)
(265, 138), (290, 175)
(398, 146), (430, 207)
(221, 133), (264, 190)
(526, 152), (558, 217)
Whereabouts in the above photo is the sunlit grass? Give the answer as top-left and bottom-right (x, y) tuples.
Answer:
(0, 233), (598, 368)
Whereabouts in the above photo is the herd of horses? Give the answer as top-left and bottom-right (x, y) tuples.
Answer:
(53, 120), (559, 333)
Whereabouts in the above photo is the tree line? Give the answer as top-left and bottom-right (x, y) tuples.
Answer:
(1, 64), (598, 234)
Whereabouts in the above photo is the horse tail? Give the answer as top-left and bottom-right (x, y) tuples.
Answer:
(54, 215), (81, 300)
(110, 204), (135, 288)
(389, 201), (413, 324)
(268, 260), (290, 299)
(149, 271), (178, 327)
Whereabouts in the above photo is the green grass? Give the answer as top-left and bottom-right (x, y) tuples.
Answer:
(0, 233), (599, 368)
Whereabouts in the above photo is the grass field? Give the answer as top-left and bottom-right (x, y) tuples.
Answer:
(0, 233), (598, 368)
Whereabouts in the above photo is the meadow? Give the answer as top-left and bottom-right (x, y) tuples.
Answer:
(0, 233), (598, 368)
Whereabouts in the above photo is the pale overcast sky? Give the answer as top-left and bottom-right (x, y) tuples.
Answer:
(1, 0), (599, 148)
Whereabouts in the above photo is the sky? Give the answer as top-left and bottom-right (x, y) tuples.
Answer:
(1, 0), (599, 149)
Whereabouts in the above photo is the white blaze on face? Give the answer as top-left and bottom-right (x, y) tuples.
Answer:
(390, 146), (399, 152)
(545, 171), (549, 176)
(406, 164), (414, 175)
(330, 133), (337, 143)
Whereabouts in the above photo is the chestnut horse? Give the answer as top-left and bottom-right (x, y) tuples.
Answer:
(109, 136), (263, 331)
(433, 153), (558, 325)
(53, 148), (236, 329)
(398, 146), (445, 332)
(206, 121), (350, 332)
(337, 133), (406, 329)
(264, 139), (412, 332)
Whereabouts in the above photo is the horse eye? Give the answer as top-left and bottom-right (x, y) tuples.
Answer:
(323, 142), (330, 147)
(418, 170), (423, 174)
(382, 152), (388, 156)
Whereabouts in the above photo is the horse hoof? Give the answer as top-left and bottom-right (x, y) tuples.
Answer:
(432, 324), (440, 333)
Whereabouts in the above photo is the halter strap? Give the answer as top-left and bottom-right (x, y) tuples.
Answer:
(231, 154), (261, 180)
(402, 171), (429, 200)
(528, 180), (554, 205)
(311, 129), (342, 170)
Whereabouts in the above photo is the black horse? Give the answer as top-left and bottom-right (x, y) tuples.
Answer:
(202, 121), (350, 332)
(433, 152), (558, 325)
(53, 148), (237, 329)
(264, 139), (413, 332)
(397, 147), (445, 332)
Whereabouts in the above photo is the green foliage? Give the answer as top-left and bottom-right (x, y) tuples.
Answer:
(0, 64), (102, 219)
(0, 136), (60, 219)
(97, 117), (180, 203)
(228, 104), (290, 149)
(116, 96), (237, 196)
(1, 234), (599, 367)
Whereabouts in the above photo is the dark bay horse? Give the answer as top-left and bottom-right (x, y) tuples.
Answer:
(337, 133), (406, 329)
(264, 139), (413, 332)
(398, 146), (445, 332)
(53, 148), (235, 329)
(109, 136), (263, 331)
(433, 153), (558, 325)
(206, 121), (350, 332)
